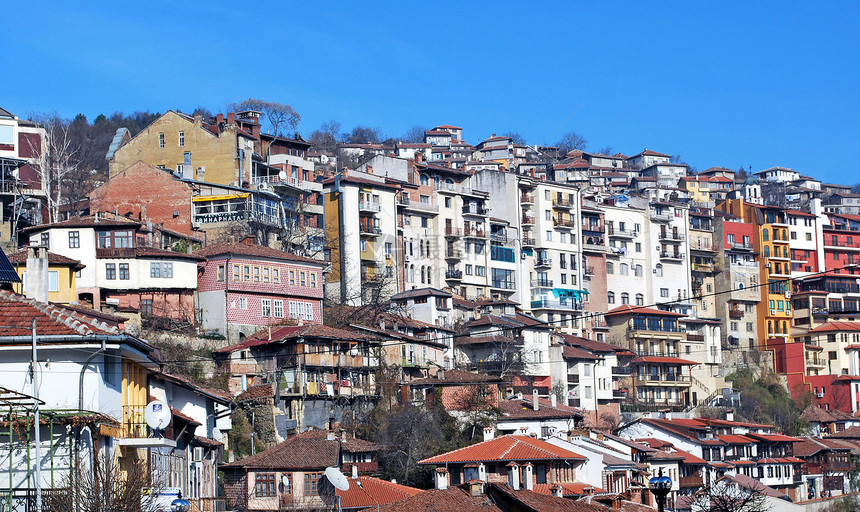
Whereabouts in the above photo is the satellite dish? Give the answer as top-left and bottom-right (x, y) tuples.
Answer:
(212, 428), (223, 442)
(325, 467), (350, 491)
(282, 475), (290, 487)
(144, 400), (171, 430)
(278, 170), (288, 181)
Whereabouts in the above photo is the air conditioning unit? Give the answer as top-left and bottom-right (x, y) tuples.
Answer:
(191, 220), (201, 229)
(765, 263), (771, 268)
(257, 182), (270, 191)
(784, 291), (791, 298)
(192, 447), (204, 462)
(405, 255), (412, 262)
(770, 309), (777, 315)
(105, 298), (120, 305)
(816, 393), (825, 399)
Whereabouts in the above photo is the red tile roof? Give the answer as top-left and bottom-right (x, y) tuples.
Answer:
(605, 305), (685, 317)
(418, 435), (586, 465)
(0, 290), (121, 337)
(498, 398), (583, 420)
(7, 250), (85, 270)
(808, 321), (860, 333)
(222, 429), (378, 470)
(745, 433), (802, 443)
(718, 435), (755, 444)
(194, 241), (324, 265)
(336, 476), (421, 509)
(215, 323), (373, 354)
(562, 346), (600, 360)
(22, 215), (141, 232)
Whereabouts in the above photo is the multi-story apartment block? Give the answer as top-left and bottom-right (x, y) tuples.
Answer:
(605, 305), (695, 410)
(195, 240), (325, 342)
(648, 201), (693, 315)
(788, 208), (822, 276)
(714, 211), (761, 352)
(553, 334), (624, 428)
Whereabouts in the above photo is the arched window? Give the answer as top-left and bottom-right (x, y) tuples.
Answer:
(782, 321), (788, 334)
(636, 293), (644, 306)
(420, 266), (425, 284)
(620, 264), (629, 276)
(606, 262), (614, 274)
(634, 265), (643, 277)
(655, 264), (663, 277)
(621, 293), (630, 305)
(608, 291), (615, 304)
(764, 246), (770, 257)
(419, 240), (424, 257)
(762, 229), (769, 241)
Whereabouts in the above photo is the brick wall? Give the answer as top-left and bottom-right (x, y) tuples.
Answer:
(440, 383), (499, 411)
(91, 161), (194, 236)
(105, 290), (195, 323)
(222, 469), (247, 510)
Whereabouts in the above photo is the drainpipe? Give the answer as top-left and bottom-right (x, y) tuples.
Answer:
(78, 338), (107, 412)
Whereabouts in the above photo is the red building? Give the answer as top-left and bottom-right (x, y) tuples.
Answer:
(195, 239), (325, 342)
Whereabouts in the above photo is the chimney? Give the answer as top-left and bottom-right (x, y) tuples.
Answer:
(726, 409), (734, 422)
(227, 113), (235, 124)
(25, 245), (49, 303)
(326, 431), (336, 441)
(437, 370), (445, 381)
(550, 394), (557, 408)
(434, 468), (449, 490)
(366, 165), (373, 175)
(483, 427), (494, 442)
(551, 485), (563, 498)
(532, 389), (539, 411)
(351, 464), (358, 478)
(507, 463), (520, 490)
(665, 411), (672, 421)
(523, 463), (534, 490)
(216, 113), (224, 124)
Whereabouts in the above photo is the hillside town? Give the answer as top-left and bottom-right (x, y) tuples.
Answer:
(3, 104), (860, 512)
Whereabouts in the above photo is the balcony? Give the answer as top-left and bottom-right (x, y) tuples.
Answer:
(608, 229), (638, 239)
(612, 366), (633, 375)
(535, 258), (552, 268)
(806, 358), (827, 369)
(692, 263), (715, 273)
(730, 242), (755, 252)
(582, 243), (608, 253)
(686, 334), (705, 342)
(636, 375), (692, 387)
(341, 461), (379, 475)
(462, 204), (488, 216)
(445, 270), (463, 281)
(659, 252), (684, 261)
(491, 281), (517, 291)
(583, 266), (595, 276)
(729, 309), (744, 319)
(531, 298), (583, 311)
(463, 226), (488, 239)
(659, 232), (684, 242)
(251, 175), (322, 192)
(678, 475), (704, 488)
(568, 374), (580, 383)
(446, 250), (463, 259)
(583, 223), (605, 234)
(554, 218), (576, 230)
(531, 279), (554, 288)
(118, 405), (176, 448)
(522, 215), (535, 226)
(521, 193), (535, 204)
(612, 389), (628, 398)
(651, 212), (672, 222)
(553, 199), (573, 210)
(398, 197), (439, 214)
(445, 227), (462, 238)
(358, 201), (381, 213)
(490, 232), (508, 243)
(435, 182), (473, 195)
(522, 237), (536, 247)
(96, 247), (136, 259)
(360, 225), (382, 236)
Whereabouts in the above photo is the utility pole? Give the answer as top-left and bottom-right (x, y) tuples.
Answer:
(31, 318), (42, 512)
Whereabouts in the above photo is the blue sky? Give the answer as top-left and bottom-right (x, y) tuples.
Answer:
(4, 2), (859, 183)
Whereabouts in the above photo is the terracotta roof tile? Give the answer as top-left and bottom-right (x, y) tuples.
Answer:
(605, 305), (685, 317)
(194, 241), (324, 265)
(337, 476), (421, 509)
(418, 435), (586, 464)
(0, 290), (120, 337)
(7, 250), (85, 270)
(222, 429), (363, 470)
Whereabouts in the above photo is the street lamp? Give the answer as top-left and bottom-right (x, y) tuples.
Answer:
(649, 469), (672, 512)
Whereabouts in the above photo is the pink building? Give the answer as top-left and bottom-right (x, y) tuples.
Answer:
(195, 239), (325, 343)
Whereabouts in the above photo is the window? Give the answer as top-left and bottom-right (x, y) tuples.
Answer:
(150, 262), (173, 278)
(636, 293), (644, 306)
(465, 264), (473, 275)
(476, 266), (486, 277)
(273, 268), (280, 284)
(310, 272), (316, 288)
(217, 265), (225, 282)
(47, 271), (59, 292)
(635, 242), (641, 252)
(546, 230), (552, 241)
(141, 299), (153, 317)
(289, 270), (296, 286)
(233, 265), (240, 281)
(806, 233), (812, 241)
(243, 265), (250, 281)
(620, 263), (629, 276)
(660, 288), (669, 298)
(634, 265), (643, 277)
(621, 292), (629, 305)
(253, 266), (260, 282)
(68, 231), (80, 248)
(239, 297), (247, 310)
(607, 291), (615, 304)
(105, 263), (116, 280)
(606, 262), (614, 274)
(274, 300), (284, 318)
(255, 473), (276, 497)
(119, 263), (130, 280)
(300, 271), (306, 286)
(263, 267), (270, 283)
(304, 472), (323, 496)
(655, 264), (663, 277)
(40, 233), (49, 247)
(261, 299), (272, 317)
(178, 131), (185, 147)
(158, 132), (165, 148)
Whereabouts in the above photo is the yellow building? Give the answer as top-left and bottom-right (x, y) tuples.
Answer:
(108, 110), (256, 187)
(680, 175), (733, 204)
(8, 248), (83, 304)
(717, 199), (792, 350)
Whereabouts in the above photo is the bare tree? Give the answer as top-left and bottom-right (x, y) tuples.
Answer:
(43, 454), (162, 512)
(309, 120), (342, 152)
(400, 125), (427, 143)
(556, 131), (588, 154)
(690, 477), (770, 512)
(29, 113), (84, 223)
(227, 98), (300, 137)
(343, 126), (383, 144)
(595, 145), (615, 156)
(503, 131), (528, 145)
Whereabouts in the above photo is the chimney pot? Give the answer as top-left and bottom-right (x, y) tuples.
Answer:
(227, 112), (235, 124)
(351, 464), (358, 478)
(532, 389), (539, 411)
(483, 427), (494, 442)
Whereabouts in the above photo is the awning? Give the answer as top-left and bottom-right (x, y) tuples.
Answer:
(552, 288), (589, 299)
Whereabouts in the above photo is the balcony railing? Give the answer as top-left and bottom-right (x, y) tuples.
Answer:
(463, 227), (487, 238)
(536, 258), (552, 267)
(398, 197), (439, 213)
(445, 270), (463, 280)
(490, 232), (507, 243)
(679, 475), (704, 488)
(730, 242), (754, 251)
(659, 252), (684, 261)
(446, 250), (463, 259)
(582, 243), (608, 253)
(553, 199), (573, 209)
(445, 227), (462, 237)
(358, 201), (381, 213)
(521, 193), (535, 204)
(531, 298), (583, 311)
(692, 263), (714, 272)
(608, 229), (638, 238)
(659, 232), (684, 241)
(522, 237), (536, 246)
(729, 310), (744, 319)
(531, 279), (554, 288)
(462, 205), (488, 216)
(96, 247), (136, 259)
(554, 219), (576, 229)
(360, 225), (382, 235)
(522, 216), (535, 225)
(583, 266), (595, 276)
(123, 405), (174, 439)
(651, 212), (672, 222)
(636, 375), (691, 384)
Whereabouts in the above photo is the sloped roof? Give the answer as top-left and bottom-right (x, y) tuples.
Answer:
(828, 425), (860, 439)
(7, 249), (85, 270)
(632, 356), (698, 365)
(22, 215), (141, 232)
(605, 305), (685, 317)
(222, 429), (377, 470)
(410, 369), (503, 386)
(0, 290), (122, 337)
(418, 435), (586, 464)
(793, 437), (854, 457)
(214, 323), (373, 354)
(391, 287), (452, 300)
(498, 398), (583, 421)
(194, 241), (323, 265)
(558, 334), (622, 353)
(337, 476), (421, 509)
